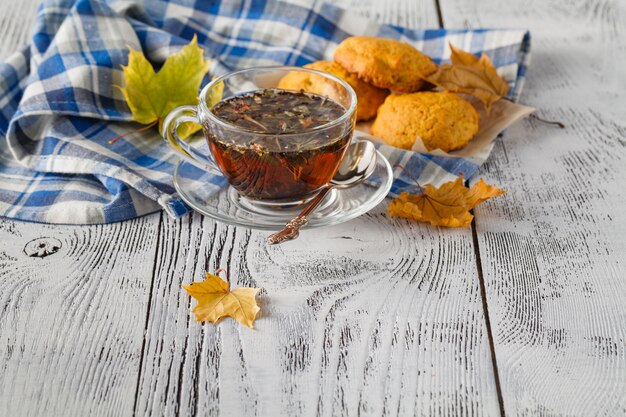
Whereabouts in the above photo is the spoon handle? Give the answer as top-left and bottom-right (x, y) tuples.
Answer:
(266, 185), (333, 245)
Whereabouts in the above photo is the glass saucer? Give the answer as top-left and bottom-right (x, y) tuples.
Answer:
(172, 150), (393, 230)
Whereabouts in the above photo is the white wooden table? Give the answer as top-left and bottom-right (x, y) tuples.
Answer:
(1, 0), (625, 416)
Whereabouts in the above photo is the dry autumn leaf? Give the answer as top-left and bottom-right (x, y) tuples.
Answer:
(388, 176), (506, 227)
(425, 44), (509, 112)
(116, 35), (210, 141)
(183, 271), (261, 328)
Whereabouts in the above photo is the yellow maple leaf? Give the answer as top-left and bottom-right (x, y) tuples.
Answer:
(388, 177), (506, 227)
(183, 272), (261, 328)
(425, 44), (509, 112)
(118, 35), (210, 138)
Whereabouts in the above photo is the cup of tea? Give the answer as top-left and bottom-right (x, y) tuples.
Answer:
(162, 66), (357, 208)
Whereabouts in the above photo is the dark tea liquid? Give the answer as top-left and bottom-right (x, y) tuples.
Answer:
(207, 89), (351, 202)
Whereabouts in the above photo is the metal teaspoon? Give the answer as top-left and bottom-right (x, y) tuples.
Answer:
(266, 140), (378, 245)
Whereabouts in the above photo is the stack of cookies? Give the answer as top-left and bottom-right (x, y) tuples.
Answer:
(278, 36), (480, 152)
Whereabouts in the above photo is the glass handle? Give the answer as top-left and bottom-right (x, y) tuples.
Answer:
(162, 105), (220, 173)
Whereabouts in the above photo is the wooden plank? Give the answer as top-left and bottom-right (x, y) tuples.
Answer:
(439, 0), (626, 415)
(135, 205), (501, 417)
(0, 2), (164, 415)
(0, 214), (161, 416)
(330, 0), (439, 29)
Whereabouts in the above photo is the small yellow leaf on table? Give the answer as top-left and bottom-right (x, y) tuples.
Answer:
(388, 177), (506, 228)
(183, 272), (261, 328)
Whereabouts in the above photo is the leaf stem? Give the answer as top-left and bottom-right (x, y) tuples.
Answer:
(215, 268), (228, 290)
(242, 115), (268, 131)
(108, 120), (158, 144)
(529, 113), (566, 129)
(393, 164), (424, 193)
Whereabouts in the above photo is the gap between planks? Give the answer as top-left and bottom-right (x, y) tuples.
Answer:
(471, 208), (506, 417)
(132, 211), (164, 417)
(434, 0), (445, 29)
(435, 0), (505, 407)
(435, 0), (507, 411)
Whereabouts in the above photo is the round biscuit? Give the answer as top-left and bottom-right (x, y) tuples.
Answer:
(334, 36), (437, 92)
(370, 92), (480, 152)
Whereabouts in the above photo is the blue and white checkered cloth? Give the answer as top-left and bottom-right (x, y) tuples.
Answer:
(0, 0), (530, 224)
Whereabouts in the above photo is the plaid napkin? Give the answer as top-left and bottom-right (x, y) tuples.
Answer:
(0, 0), (530, 224)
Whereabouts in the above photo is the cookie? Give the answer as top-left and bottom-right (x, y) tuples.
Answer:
(333, 36), (437, 93)
(277, 61), (388, 121)
(370, 92), (480, 152)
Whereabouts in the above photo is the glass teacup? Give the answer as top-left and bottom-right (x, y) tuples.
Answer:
(162, 66), (357, 207)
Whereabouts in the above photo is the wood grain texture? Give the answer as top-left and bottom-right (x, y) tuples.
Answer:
(0, 0), (39, 61)
(5, 0), (624, 416)
(329, 0), (439, 29)
(0, 214), (161, 417)
(440, 0), (626, 415)
(135, 210), (500, 417)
